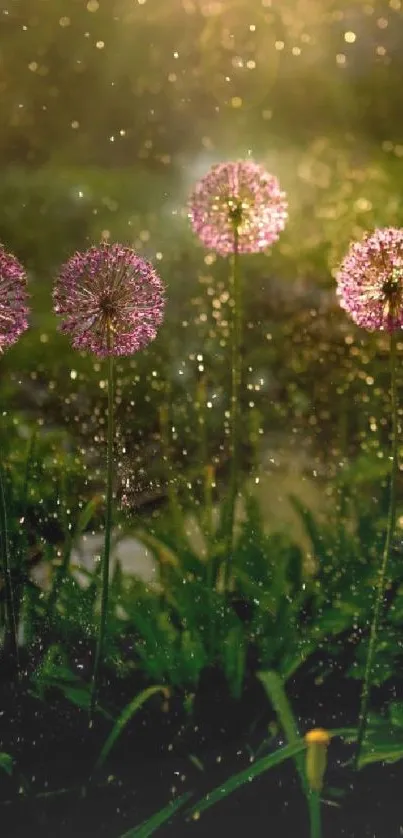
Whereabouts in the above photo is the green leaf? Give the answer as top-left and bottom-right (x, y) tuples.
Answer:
(31, 644), (111, 717)
(188, 754), (204, 772)
(279, 638), (320, 682)
(328, 716), (403, 769)
(0, 752), (13, 776)
(327, 727), (357, 741)
(61, 685), (92, 711)
(120, 792), (192, 837)
(179, 630), (207, 686)
(258, 670), (307, 793)
(186, 740), (306, 819)
(289, 496), (325, 560)
(359, 742), (403, 768)
(75, 495), (102, 538)
(130, 605), (178, 683)
(390, 702), (403, 729)
(357, 714), (403, 768)
(134, 530), (179, 570)
(94, 685), (165, 770)
(221, 625), (246, 699)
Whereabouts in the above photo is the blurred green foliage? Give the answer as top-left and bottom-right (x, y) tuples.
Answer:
(3, 419), (401, 711)
(2, 143), (403, 501)
(1, 0), (403, 165)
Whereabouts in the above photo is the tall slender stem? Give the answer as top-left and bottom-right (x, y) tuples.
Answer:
(46, 473), (72, 624)
(90, 329), (114, 719)
(197, 376), (213, 546)
(159, 397), (184, 542)
(204, 464), (214, 555)
(0, 464), (19, 676)
(308, 790), (322, 838)
(223, 226), (242, 591)
(355, 330), (398, 767)
(15, 432), (37, 631)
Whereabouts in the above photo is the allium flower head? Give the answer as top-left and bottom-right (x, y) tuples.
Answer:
(53, 243), (165, 357)
(0, 245), (29, 352)
(336, 228), (403, 332)
(188, 160), (288, 255)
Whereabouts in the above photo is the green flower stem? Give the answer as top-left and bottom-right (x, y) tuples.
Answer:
(15, 432), (37, 630)
(194, 376), (216, 650)
(223, 225), (242, 591)
(0, 463), (19, 676)
(159, 396), (185, 544)
(355, 329), (399, 768)
(197, 376), (213, 547)
(308, 790), (322, 838)
(90, 330), (115, 719)
(204, 464), (214, 556)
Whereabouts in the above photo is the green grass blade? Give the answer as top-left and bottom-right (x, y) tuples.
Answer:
(75, 494), (102, 538)
(0, 463), (19, 674)
(21, 430), (37, 519)
(120, 792), (192, 837)
(258, 670), (307, 793)
(326, 726), (403, 768)
(0, 752), (13, 776)
(187, 740), (306, 819)
(94, 685), (165, 771)
(327, 727), (357, 741)
(359, 742), (403, 767)
(16, 429), (37, 576)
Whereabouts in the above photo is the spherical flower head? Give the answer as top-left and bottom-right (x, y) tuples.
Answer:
(188, 160), (288, 255)
(336, 228), (403, 332)
(53, 243), (165, 357)
(0, 245), (29, 352)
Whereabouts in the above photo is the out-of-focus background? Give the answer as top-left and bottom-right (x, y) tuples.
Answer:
(1, 0), (402, 541)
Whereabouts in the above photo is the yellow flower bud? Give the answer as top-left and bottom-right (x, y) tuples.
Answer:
(305, 728), (331, 792)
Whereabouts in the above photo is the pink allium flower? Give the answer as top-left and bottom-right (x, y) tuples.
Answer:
(53, 243), (165, 357)
(188, 161), (288, 255)
(336, 228), (403, 332)
(0, 245), (29, 352)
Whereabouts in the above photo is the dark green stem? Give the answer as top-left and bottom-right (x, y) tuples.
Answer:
(90, 332), (114, 719)
(46, 473), (72, 624)
(197, 376), (213, 547)
(355, 329), (398, 767)
(223, 226), (241, 592)
(204, 465), (214, 557)
(159, 398), (184, 542)
(15, 432), (37, 628)
(308, 790), (322, 838)
(0, 463), (20, 675)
